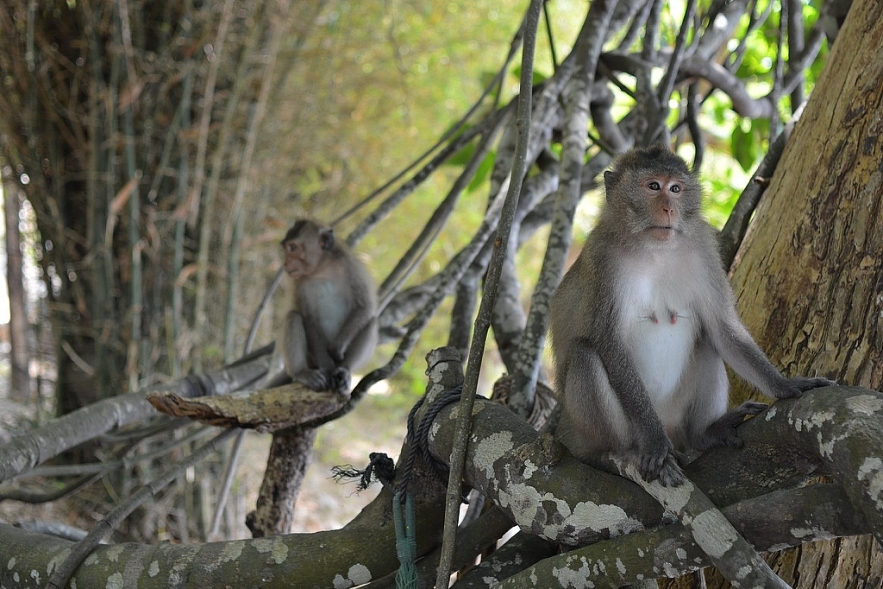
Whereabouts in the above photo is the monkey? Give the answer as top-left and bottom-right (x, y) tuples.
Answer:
(549, 145), (835, 487)
(266, 219), (378, 394)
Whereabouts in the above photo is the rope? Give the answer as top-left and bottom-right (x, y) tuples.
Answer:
(331, 385), (467, 589)
(401, 384), (463, 491)
(393, 491), (418, 589)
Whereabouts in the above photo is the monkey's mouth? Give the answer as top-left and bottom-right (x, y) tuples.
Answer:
(647, 226), (677, 240)
(284, 266), (305, 278)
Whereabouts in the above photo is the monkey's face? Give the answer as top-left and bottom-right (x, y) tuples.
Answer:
(604, 147), (702, 245)
(282, 236), (321, 279)
(640, 173), (689, 241)
(610, 170), (701, 244)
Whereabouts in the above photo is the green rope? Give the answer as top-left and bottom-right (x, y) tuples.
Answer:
(393, 491), (418, 589)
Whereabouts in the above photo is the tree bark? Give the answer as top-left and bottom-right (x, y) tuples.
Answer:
(723, 0), (883, 585)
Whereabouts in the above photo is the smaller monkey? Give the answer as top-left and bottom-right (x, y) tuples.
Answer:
(268, 219), (378, 394)
(550, 146), (834, 486)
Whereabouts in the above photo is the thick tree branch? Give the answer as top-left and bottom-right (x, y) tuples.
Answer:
(2, 349), (465, 588)
(497, 485), (866, 587)
(427, 386), (879, 584)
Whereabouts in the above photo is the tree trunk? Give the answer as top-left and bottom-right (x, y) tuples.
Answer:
(1, 175), (31, 402)
(723, 0), (883, 585)
(246, 428), (318, 537)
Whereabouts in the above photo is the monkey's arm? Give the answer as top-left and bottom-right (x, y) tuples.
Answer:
(707, 309), (835, 399)
(596, 336), (685, 486)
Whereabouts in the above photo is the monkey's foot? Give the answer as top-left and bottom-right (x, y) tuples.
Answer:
(295, 368), (330, 391)
(328, 367), (351, 397)
(696, 401), (767, 450)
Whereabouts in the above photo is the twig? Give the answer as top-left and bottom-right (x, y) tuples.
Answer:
(620, 0), (655, 54)
(435, 0), (543, 584)
(542, 0), (558, 71)
(769, 0), (787, 137)
(245, 268), (286, 353)
(344, 115), (500, 248)
(60, 340), (95, 376)
(718, 103), (804, 268)
(786, 0), (806, 109)
(686, 82), (704, 170)
(377, 108), (510, 311)
(507, 0), (620, 417)
(724, 0), (771, 74)
(655, 0), (698, 107)
(208, 428), (245, 540)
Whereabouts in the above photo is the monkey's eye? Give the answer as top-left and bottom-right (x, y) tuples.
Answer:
(284, 242), (298, 254)
(648, 181), (661, 191)
(670, 184), (681, 193)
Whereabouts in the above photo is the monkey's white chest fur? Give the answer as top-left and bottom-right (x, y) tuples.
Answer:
(618, 258), (699, 419)
(303, 278), (350, 339)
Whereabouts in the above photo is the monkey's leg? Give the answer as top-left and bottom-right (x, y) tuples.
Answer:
(341, 317), (378, 373)
(684, 339), (762, 451)
(593, 344), (686, 486)
(558, 348), (628, 463)
(259, 354), (292, 389)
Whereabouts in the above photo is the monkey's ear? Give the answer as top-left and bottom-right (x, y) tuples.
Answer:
(319, 228), (335, 251)
(603, 170), (618, 198)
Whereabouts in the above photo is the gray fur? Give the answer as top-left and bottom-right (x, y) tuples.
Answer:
(277, 219), (378, 394)
(550, 146), (833, 486)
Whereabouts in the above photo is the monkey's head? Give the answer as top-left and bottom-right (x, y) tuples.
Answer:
(603, 145), (702, 243)
(281, 219), (335, 279)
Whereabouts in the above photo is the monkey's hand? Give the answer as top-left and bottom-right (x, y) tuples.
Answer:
(775, 376), (838, 399)
(638, 435), (684, 487)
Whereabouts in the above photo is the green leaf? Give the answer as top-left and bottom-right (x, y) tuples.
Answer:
(466, 151), (496, 193)
(731, 123), (756, 171)
(511, 65), (549, 85)
(446, 142), (476, 167)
